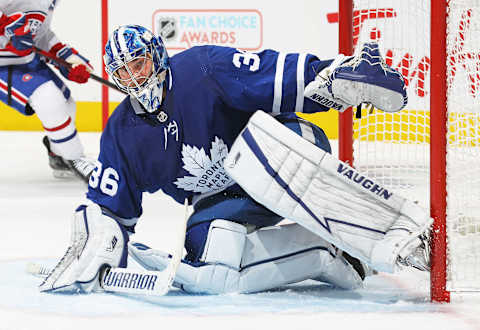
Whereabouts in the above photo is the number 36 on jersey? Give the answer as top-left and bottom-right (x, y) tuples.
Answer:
(89, 162), (120, 197)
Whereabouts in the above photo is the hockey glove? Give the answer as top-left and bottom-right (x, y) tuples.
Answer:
(49, 42), (93, 83)
(305, 42), (407, 113)
(0, 12), (33, 55)
(39, 204), (128, 293)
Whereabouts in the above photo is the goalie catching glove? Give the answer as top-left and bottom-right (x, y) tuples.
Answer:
(39, 204), (129, 293)
(305, 42), (407, 113)
(49, 42), (93, 83)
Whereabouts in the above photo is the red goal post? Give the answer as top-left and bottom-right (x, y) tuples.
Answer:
(338, 0), (480, 302)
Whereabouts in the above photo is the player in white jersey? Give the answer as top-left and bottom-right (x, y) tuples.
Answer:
(0, 0), (94, 182)
(38, 25), (430, 295)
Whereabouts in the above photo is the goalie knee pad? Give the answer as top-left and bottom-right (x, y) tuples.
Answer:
(39, 204), (128, 293)
(200, 220), (247, 268)
(179, 220), (247, 294)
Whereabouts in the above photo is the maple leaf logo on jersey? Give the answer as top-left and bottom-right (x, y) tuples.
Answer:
(174, 137), (233, 193)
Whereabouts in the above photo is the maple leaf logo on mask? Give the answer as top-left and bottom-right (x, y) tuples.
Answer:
(174, 137), (233, 193)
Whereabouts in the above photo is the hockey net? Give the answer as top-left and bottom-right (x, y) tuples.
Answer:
(338, 0), (480, 301)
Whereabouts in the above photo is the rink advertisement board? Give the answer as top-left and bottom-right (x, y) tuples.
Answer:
(152, 9), (263, 52)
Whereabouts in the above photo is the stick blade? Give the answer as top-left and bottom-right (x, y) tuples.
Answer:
(101, 267), (170, 296)
(25, 262), (51, 278)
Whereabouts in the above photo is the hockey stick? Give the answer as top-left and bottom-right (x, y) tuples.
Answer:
(31, 46), (126, 94)
(27, 199), (189, 296)
(26, 262), (175, 295)
(27, 262), (175, 295)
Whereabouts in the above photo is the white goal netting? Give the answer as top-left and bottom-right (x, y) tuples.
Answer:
(349, 0), (480, 292)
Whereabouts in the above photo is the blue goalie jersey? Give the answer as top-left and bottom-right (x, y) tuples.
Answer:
(87, 45), (332, 221)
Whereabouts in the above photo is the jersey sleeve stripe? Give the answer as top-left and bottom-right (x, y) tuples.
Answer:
(295, 53), (307, 112)
(272, 53), (286, 114)
(102, 209), (139, 227)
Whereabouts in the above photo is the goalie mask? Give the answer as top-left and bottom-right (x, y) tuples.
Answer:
(104, 25), (169, 114)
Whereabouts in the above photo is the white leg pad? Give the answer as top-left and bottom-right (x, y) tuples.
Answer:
(224, 111), (432, 273)
(130, 222), (363, 293)
(238, 223), (363, 292)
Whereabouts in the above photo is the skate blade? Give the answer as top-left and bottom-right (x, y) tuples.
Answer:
(52, 169), (76, 180)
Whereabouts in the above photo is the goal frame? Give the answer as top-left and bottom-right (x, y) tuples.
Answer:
(338, 0), (450, 302)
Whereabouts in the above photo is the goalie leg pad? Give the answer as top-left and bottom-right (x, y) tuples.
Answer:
(239, 223), (363, 291)
(39, 204), (128, 293)
(129, 222), (364, 294)
(224, 110), (432, 273)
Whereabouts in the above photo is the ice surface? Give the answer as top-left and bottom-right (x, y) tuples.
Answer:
(0, 131), (479, 330)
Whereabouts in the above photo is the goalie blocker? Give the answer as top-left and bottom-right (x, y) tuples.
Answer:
(224, 110), (432, 273)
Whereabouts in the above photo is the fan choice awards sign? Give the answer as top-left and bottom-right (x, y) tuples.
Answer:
(152, 9), (263, 52)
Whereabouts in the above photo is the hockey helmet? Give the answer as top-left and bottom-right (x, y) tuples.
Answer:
(104, 25), (169, 113)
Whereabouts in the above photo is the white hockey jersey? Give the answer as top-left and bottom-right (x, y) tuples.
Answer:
(0, 0), (60, 66)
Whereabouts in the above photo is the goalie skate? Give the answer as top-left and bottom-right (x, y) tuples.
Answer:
(397, 234), (430, 272)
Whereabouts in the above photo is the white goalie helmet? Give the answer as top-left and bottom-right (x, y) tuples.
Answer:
(104, 25), (169, 113)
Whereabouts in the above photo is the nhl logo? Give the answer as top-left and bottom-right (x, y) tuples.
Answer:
(157, 17), (176, 41)
(157, 110), (168, 123)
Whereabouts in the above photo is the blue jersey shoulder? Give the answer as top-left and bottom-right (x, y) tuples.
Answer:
(86, 45), (333, 220)
(87, 96), (168, 219)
